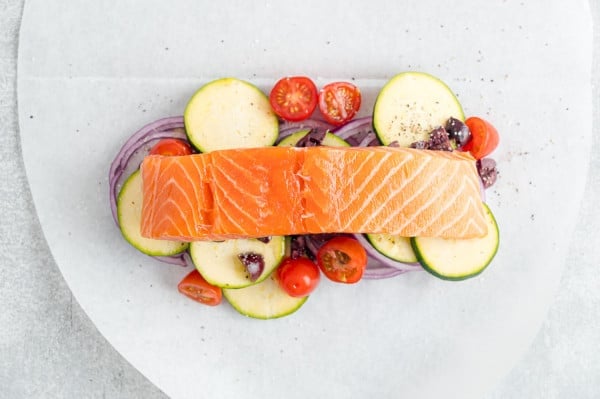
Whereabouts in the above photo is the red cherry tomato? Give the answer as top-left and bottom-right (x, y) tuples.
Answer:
(462, 117), (499, 159)
(316, 236), (367, 283)
(276, 257), (321, 298)
(269, 76), (318, 122)
(177, 270), (222, 306)
(149, 138), (193, 156)
(318, 82), (361, 126)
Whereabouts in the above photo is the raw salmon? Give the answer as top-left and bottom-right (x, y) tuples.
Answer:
(140, 146), (487, 241)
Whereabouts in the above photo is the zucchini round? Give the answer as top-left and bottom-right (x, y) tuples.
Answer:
(373, 71), (464, 147)
(411, 203), (499, 280)
(365, 234), (417, 263)
(189, 236), (285, 289)
(184, 78), (279, 152)
(117, 171), (188, 256)
(223, 274), (308, 319)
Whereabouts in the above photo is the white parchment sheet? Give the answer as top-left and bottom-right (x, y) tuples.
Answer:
(18, 1), (592, 398)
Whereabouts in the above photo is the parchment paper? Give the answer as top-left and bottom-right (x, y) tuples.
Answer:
(17, 1), (592, 398)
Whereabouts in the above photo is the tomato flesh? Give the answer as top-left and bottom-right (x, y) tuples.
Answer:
(462, 117), (499, 159)
(318, 82), (361, 126)
(276, 257), (320, 298)
(316, 236), (367, 283)
(269, 76), (318, 122)
(177, 270), (222, 306)
(149, 138), (193, 156)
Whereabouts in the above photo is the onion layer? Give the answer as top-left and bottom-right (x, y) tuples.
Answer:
(363, 262), (411, 279)
(331, 116), (380, 146)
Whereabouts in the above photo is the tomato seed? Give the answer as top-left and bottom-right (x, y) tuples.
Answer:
(334, 250), (350, 265)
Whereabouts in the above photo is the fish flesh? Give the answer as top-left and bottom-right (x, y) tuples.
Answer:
(140, 146), (487, 241)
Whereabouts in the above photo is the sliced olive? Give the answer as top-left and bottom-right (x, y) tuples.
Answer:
(445, 117), (471, 147)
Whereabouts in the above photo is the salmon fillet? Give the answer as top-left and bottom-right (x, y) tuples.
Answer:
(140, 146), (487, 241)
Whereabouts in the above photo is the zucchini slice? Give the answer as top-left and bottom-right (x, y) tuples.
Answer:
(365, 234), (417, 263)
(223, 274), (308, 319)
(117, 171), (188, 256)
(183, 77), (279, 153)
(373, 71), (464, 146)
(189, 236), (285, 289)
(277, 129), (350, 147)
(411, 203), (499, 280)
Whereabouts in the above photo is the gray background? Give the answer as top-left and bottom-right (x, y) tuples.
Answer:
(1, 0), (599, 397)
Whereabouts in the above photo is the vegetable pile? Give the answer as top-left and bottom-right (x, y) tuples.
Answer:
(109, 72), (500, 319)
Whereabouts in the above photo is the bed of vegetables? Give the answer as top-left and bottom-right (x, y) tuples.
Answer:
(109, 72), (500, 319)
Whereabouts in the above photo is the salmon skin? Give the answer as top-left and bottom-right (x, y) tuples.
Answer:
(140, 146), (487, 241)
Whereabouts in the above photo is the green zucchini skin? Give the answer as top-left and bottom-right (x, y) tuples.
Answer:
(411, 204), (499, 281)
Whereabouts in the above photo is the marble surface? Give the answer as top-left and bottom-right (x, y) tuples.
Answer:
(1, 1), (599, 398)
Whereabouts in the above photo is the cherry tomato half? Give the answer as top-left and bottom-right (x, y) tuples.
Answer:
(318, 82), (361, 126)
(461, 117), (499, 159)
(269, 76), (318, 122)
(149, 138), (193, 156)
(316, 236), (367, 284)
(177, 270), (222, 306)
(276, 257), (321, 297)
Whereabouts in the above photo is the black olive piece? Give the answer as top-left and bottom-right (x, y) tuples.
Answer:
(476, 158), (498, 189)
(237, 252), (265, 282)
(445, 117), (472, 147)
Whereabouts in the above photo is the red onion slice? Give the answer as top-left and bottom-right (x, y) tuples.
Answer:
(363, 261), (411, 279)
(331, 116), (381, 147)
(110, 128), (187, 181)
(331, 116), (373, 139)
(304, 235), (321, 256)
(154, 253), (188, 267)
(279, 118), (334, 133)
(109, 117), (185, 177)
(358, 132), (377, 147)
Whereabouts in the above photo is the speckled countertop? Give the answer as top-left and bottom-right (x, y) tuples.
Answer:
(1, 1), (599, 397)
